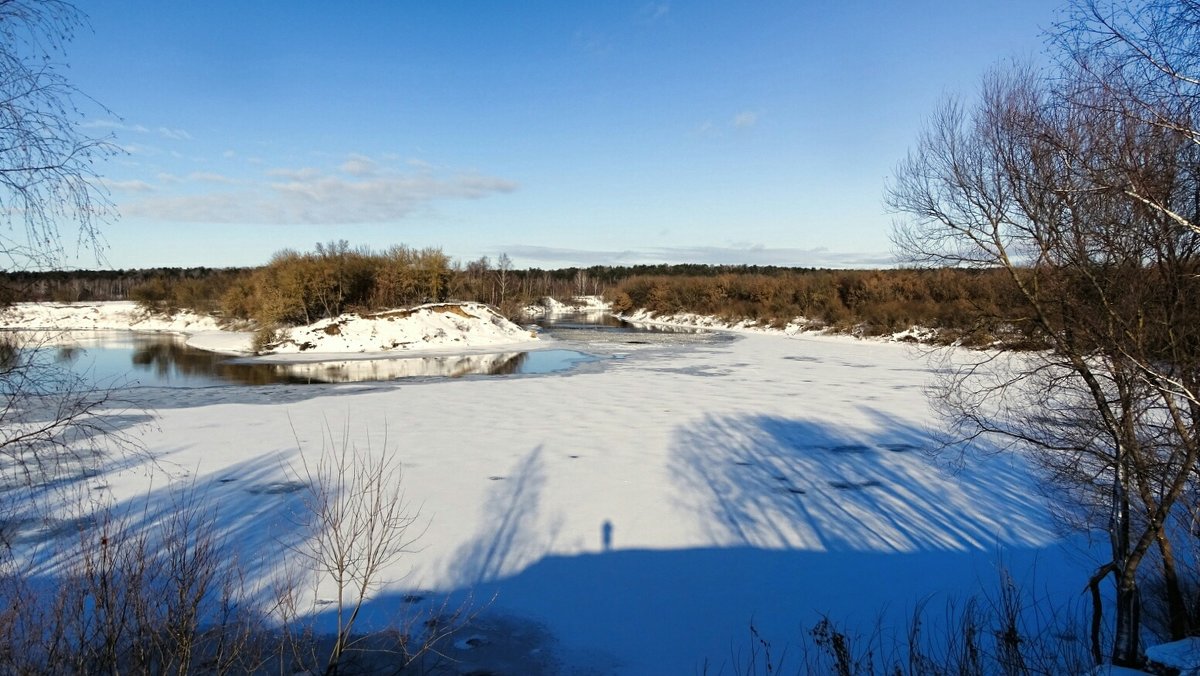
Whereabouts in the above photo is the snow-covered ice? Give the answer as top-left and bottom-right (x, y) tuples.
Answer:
(3, 303), (1088, 674)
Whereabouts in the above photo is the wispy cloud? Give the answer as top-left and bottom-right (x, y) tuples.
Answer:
(83, 119), (149, 134)
(83, 119), (192, 141)
(695, 111), (759, 137)
(637, 2), (670, 22)
(157, 127), (193, 141)
(501, 244), (894, 268)
(732, 111), (758, 128)
(98, 178), (156, 193)
(187, 171), (237, 184)
(339, 154), (378, 177)
(572, 29), (612, 57)
(266, 167), (322, 180)
(122, 156), (518, 225)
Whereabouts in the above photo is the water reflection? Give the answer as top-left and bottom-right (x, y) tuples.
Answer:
(256, 352), (532, 383)
(55, 345), (84, 363)
(536, 311), (725, 348)
(537, 311), (704, 333)
(33, 332), (598, 388)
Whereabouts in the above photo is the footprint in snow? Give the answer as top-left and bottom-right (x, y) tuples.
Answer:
(828, 480), (883, 490)
(245, 481), (306, 495)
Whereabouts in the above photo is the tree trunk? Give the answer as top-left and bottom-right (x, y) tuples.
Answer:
(1111, 457), (1141, 667)
(1112, 570), (1141, 667)
(1156, 529), (1190, 640)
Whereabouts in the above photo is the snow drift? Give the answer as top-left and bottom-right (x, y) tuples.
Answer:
(262, 302), (538, 355)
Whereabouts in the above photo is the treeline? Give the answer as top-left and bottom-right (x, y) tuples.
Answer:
(605, 267), (1027, 344)
(0, 267), (250, 306)
(3, 245), (1039, 343)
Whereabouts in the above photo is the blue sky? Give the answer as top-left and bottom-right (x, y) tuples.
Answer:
(64, 1), (1059, 270)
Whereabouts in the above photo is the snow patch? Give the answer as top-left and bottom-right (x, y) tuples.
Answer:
(0, 301), (540, 356)
(1147, 637), (1200, 674)
(619, 308), (942, 344)
(522, 295), (610, 317)
(0, 301), (222, 333)
(265, 302), (538, 355)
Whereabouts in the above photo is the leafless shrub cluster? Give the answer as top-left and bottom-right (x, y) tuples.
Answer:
(706, 572), (1091, 676)
(0, 424), (466, 675)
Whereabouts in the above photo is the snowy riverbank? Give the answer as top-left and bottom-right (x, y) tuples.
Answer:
(4, 306), (1085, 674)
(0, 300), (541, 356)
(617, 307), (939, 343)
(0, 301), (222, 333)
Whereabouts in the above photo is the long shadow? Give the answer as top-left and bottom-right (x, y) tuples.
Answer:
(299, 413), (1077, 673)
(11, 445), (311, 606)
(0, 404), (1079, 673)
(348, 543), (1080, 675)
(448, 445), (550, 587)
(302, 444), (556, 641)
(669, 409), (1057, 553)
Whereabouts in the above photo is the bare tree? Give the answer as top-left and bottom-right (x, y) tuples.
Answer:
(0, 0), (116, 270)
(495, 252), (512, 308)
(0, 0), (129, 503)
(293, 422), (427, 675)
(889, 59), (1200, 667)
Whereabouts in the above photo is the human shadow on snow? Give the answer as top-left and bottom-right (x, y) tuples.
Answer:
(307, 412), (1072, 673)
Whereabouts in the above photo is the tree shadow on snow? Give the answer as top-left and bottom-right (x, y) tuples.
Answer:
(447, 445), (557, 588)
(315, 412), (1077, 673)
(11, 444), (312, 607)
(669, 409), (1057, 553)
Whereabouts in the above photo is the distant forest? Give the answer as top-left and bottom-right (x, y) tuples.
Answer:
(1, 243), (1029, 346)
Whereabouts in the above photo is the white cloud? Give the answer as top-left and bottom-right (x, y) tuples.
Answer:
(637, 2), (670, 22)
(82, 119), (149, 134)
(122, 166), (518, 225)
(82, 119), (192, 140)
(266, 167), (322, 180)
(573, 29), (612, 57)
(157, 127), (193, 141)
(187, 171), (237, 184)
(339, 154), (378, 177)
(98, 178), (155, 193)
(732, 111), (758, 128)
(117, 143), (157, 156)
(501, 244), (894, 268)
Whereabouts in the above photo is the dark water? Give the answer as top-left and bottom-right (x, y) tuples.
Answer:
(535, 311), (714, 345)
(40, 332), (599, 387)
(20, 311), (680, 388)
(16, 309), (724, 388)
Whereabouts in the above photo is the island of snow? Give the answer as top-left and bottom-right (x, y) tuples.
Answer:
(260, 302), (538, 355)
(0, 301), (540, 356)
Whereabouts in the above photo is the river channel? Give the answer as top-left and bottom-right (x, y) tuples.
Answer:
(32, 312), (718, 387)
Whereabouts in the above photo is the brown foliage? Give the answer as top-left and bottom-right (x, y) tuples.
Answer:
(606, 268), (1020, 341)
